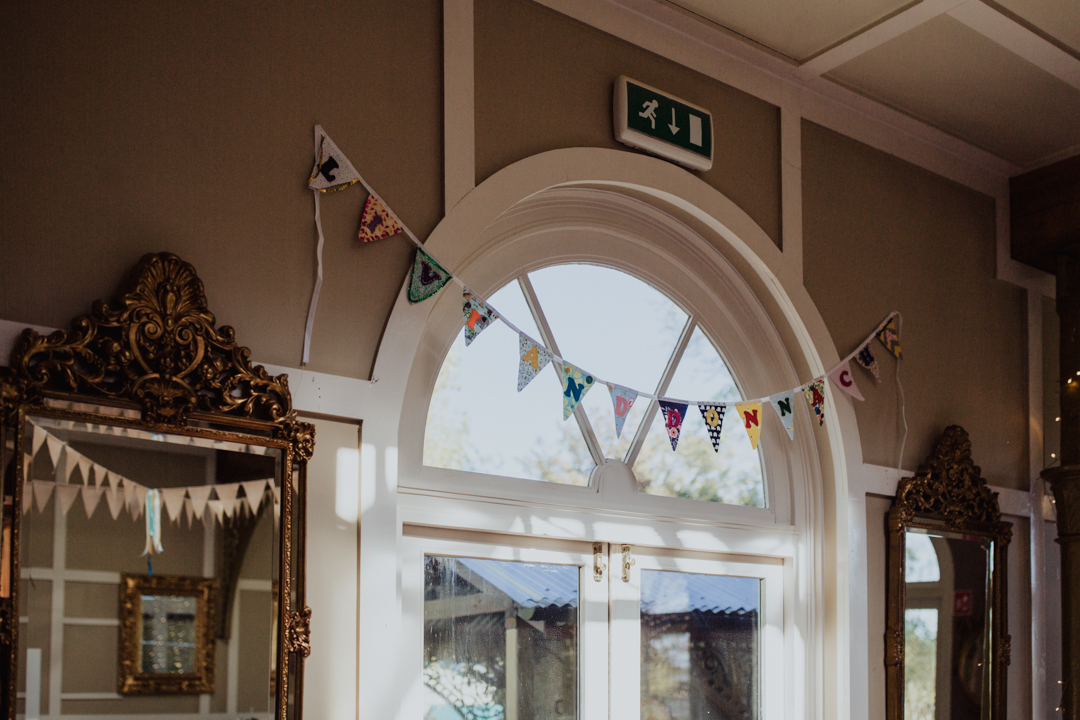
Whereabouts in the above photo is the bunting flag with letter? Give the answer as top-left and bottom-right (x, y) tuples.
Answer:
(357, 194), (403, 243)
(769, 392), (796, 440)
(855, 344), (881, 381)
(141, 489), (164, 556)
(517, 334), (552, 391)
(803, 380), (826, 427)
(303, 125), (362, 365)
(735, 401), (763, 450)
(463, 291), (498, 346)
(608, 384), (638, 439)
(698, 403), (727, 452)
(828, 361), (865, 401)
(409, 249), (452, 303)
(659, 400), (689, 451)
(877, 318), (903, 359)
(560, 362), (595, 419)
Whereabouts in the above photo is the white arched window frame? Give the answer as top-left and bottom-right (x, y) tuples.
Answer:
(358, 148), (859, 720)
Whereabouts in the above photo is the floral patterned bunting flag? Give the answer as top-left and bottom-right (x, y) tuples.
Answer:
(877, 318), (903, 360)
(697, 403), (727, 452)
(735, 401), (763, 450)
(462, 291), (498, 346)
(803, 380), (826, 427)
(560, 362), (595, 420)
(828, 361), (865, 401)
(408, 249), (452, 303)
(517, 334), (553, 391)
(608, 384), (638, 439)
(768, 392), (796, 440)
(358, 194), (403, 242)
(659, 400), (689, 451)
(855, 344), (881, 381)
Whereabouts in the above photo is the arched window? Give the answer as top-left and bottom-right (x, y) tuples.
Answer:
(423, 263), (765, 507)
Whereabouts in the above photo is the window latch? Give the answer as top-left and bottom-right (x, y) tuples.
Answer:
(593, 542), (606, 581)
(621, 544), (635, 582)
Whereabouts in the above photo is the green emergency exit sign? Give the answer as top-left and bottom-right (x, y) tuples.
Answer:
(613, 76), (713, 172)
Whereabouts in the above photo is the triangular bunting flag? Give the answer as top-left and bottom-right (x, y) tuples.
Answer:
(608, 384), (639, 439)
(32, 424), (46, 457)
(82, 486), (104, 519)
(735, 402), (763, 450)
(60, 448), (78, 483)
(357, 194), (403, 242)
(697, 403), (727, 452)
(56, 484), (81, 516)
(188, 486), (212, 520)
(105, 485), (126, 520)
(76, 456), (92, 484)
(517, 335), (553, 391)
(22, 485), (33, 514)
(241, 480), (268, 516)
(559, 362), (596, 420)
(803, 380), (826, 427)
(828, 361), (865, 401)
(183, 498), (195, 528)
(659, 400), (689, 451)
(877, 318), (903, 360)
(271, 483), (281, 504)
(92, 464), (107, 487)
(45, 435), (62, 469)
(768, 393), (796, 440)
(462, 291), (498, 346)
(408, 250), (452, 304)
(855, 344), (881, 382)
(104, 471), (117, 488)
(207, 500), (226, 525)
(214, 483), (240, 507)
(121, 479), (138, 508)
(32, 480), (54, 513)
(307, 126), (360, 192)
(131, 485), (147, 520)
(160, 488), (187, 523)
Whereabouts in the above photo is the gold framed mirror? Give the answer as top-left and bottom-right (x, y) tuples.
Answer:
(118, 574), (216, 695)
(886, 426), (1011, 720)
(0, 253), (314, 719)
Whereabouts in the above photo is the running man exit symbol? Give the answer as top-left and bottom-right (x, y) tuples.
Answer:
(614, 76), (713, 172)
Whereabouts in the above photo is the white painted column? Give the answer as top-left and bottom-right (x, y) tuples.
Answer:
(1030, 288), (1048, 720)
(49, 487), (66, 716)
(444, 0), (475, 213)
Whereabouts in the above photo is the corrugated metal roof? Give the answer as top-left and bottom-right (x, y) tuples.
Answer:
(454, 560), (759, 615)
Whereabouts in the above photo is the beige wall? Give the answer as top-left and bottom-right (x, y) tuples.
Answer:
(0, 0), (443, 380)
(802, 121), (1029, 486)
(474, 0), (783, 247)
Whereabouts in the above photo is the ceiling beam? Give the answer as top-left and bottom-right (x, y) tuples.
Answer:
(796, 0), (968, 78)
(947, 1), (1080, 92)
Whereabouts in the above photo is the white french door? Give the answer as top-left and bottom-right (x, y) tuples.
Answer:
(402, 530), (784, 720)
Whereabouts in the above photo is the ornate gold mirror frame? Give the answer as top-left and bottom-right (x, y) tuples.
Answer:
(0, 252), (314, 719)
(886, 425), (1011, 720)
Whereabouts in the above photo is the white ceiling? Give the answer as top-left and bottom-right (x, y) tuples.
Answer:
(665, 0), (1080, 170)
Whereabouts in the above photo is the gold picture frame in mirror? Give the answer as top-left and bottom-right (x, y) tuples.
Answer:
(118, 574), (216, 695)
(886, 425), (1011, 720)
(0, 252), (314, 720)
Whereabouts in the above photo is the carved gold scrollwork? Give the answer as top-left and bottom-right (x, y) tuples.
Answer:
(285, 607), (313, 658)
(0, 600), (14, 647)
(279, 420), (316, 462)
(884, 628), (904, 667)
(5, 253), (293, 426)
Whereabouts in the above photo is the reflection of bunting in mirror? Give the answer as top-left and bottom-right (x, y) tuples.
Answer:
(242, 480), (268, 515)
(106, 485), (126, 519)
(188, 486), (212, 520)
(697, 403), (726, 452)
(82, 486), (104, 519)
(56, 484), (81, 516)
(32, 480), (53, 513)
(659, 400), (689, 451)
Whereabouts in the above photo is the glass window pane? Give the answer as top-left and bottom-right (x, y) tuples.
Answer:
(528, 265), (689, 460)
(424, 557), (578, 720)
(641, 570), (759, 720)
(636, 327), (765, 507)
(424, 282), (592, 485)
(904, 608), (938, 720)
(905, 533), (941, 583)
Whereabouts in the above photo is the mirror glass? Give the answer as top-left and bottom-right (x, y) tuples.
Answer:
(903, 528), (993, 720)
(16, 412), (283, 718)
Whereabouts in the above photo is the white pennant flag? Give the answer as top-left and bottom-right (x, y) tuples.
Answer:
(130, 486), (147, 520)
(32, 480), (54, 513)
(241, 480), (268, 515)
(76, 456), (92, 485)
(160, 488), (187, 523)
(187, 486), (212, 520)
(121, 479), (138, 508)
(82, 486), (104, 519)
(828, 360), (865, 401)
(207, 500), (225, 526)
(104, 471), (117, 488)
(105, 485), (125, 519)
(93, 464), (107, 487)
(56, 484), (81, 516)
(45, 435), (63, 469)
(214, 483), (240, 507)
(60, 448), (78, 483)
(32, 424), (47, 457)
(183, 498), (195, 528)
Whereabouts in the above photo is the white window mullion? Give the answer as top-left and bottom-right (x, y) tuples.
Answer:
(517, 274), (606, 468)
(608, 544), (642, 720)
(625, 316), (696, 467)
